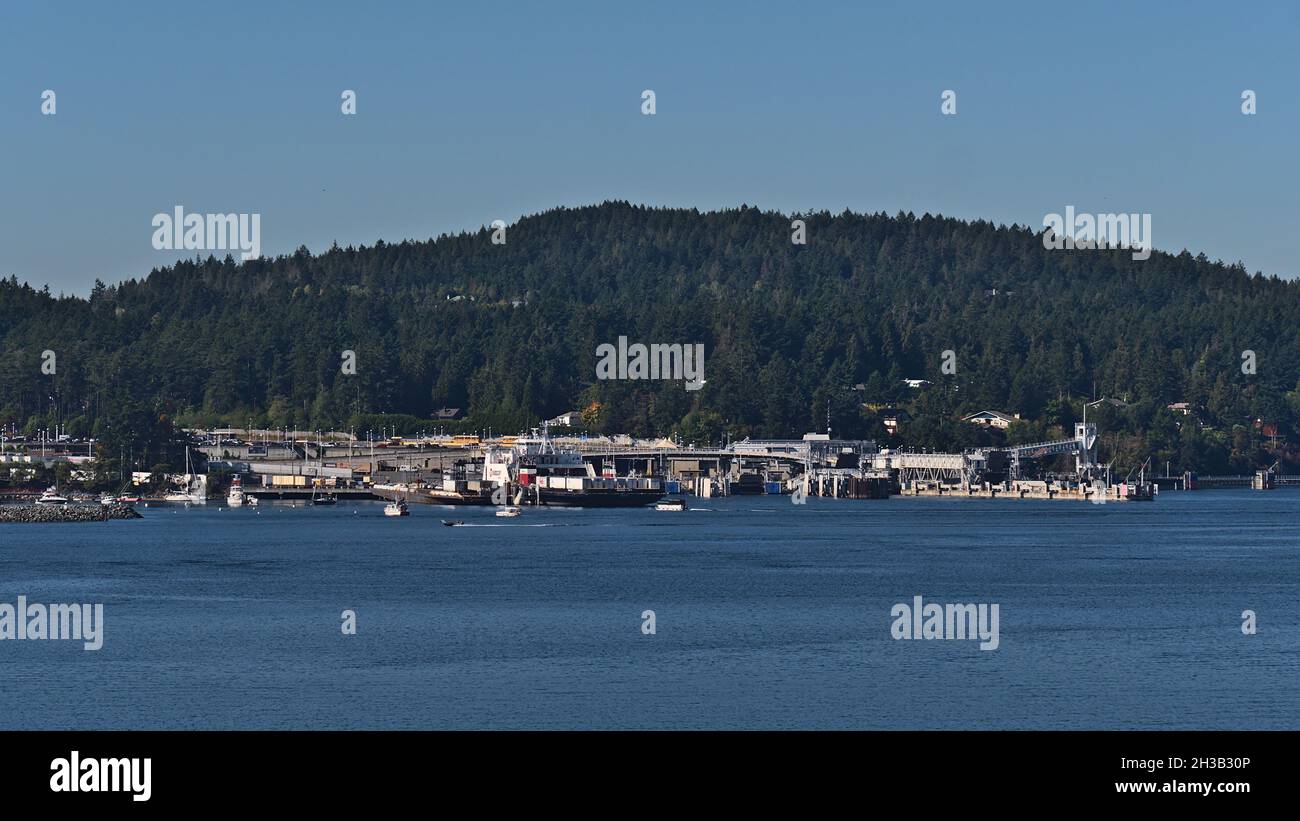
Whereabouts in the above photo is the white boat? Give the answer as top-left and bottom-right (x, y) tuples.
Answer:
(655, 497), (687, 511)
(165, 446), (206, 503)
(35, 486), (69, 506)
(99, 493), (118, 506)
(495, 506), (522, 518)
(227, 476), (246, 507)
(384, 499), (409, 517)
(479, 423), (664, 507)
(247, 495), (259, 507)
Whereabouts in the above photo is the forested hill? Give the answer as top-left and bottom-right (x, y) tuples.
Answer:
(3, 201), (1299, 472)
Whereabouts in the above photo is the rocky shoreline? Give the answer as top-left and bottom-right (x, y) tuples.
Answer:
(0, 504), (143, 523)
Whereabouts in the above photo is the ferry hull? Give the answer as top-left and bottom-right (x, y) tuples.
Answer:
(378, 487), (663, 507)
(530, 489), (665, 508)
(373, 488), (495, 506)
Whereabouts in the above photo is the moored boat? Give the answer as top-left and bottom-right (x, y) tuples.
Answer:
(164, 447), (206, 503)
(481, 425), (665, 508)
(36, 486), (69, 506)
(384, 499), (409, 517)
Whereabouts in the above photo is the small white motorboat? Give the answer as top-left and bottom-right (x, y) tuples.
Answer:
(655, 497), (687, 511)
(384, 499), (409, 517)
(495, 506), (521, 518)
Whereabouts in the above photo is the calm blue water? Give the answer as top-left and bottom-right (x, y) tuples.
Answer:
(0, 491), (1297, 729)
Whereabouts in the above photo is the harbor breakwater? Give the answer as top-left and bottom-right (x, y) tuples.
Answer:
(0, 504), (142, 524)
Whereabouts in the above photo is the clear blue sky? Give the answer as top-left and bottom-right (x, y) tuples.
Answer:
(2, 0), (1297, 294)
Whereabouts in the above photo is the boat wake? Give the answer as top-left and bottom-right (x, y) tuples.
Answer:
(454, 522), (570, 527)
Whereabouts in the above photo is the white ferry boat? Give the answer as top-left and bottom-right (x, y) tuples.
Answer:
(481, 425), (664, 508)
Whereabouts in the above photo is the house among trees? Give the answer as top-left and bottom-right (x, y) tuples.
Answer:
(1254, 419), (1281, 440)
(881, 409), (911, 434)
(546, 410), (581, 427)
(1167, 402), (1193, 416)
(962, 410), (1019, 429)
(434, 408), (462, 420)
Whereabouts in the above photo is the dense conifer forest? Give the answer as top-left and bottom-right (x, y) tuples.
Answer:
(3, 201), (1298, 474)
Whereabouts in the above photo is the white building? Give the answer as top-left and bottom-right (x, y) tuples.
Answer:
(962, 410), (1019, 430)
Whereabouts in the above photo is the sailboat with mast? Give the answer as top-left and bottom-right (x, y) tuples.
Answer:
(164, 446), (206, 503)
(310, 433), (337, 505)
